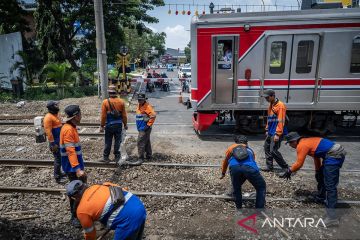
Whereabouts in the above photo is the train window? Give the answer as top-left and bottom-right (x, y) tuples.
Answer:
(350, 36), (360, 73)
(269, 41), (287, 74)
(217, 40), (232, 70)
(296, 40), (314, 74)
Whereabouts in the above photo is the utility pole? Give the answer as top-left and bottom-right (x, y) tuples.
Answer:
(94, 0), (108, 99)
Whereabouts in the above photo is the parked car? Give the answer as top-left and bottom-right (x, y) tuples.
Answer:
(178, 67), (191, 78)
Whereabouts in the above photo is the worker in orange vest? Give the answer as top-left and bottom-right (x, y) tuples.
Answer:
(220, 135), (266, 209)
(100, 85), (128, 163)
(66, 180), (146, 240)
(132, 93), (156, 165)
(60, 104), (86, 228)
(261, 89), (289, 172)
(280, 132), (346, 227)
(43, 100), (66, 184)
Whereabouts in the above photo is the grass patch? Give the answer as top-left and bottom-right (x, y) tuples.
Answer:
(0, 92), (13, 102)
(23, 85), (98, 100)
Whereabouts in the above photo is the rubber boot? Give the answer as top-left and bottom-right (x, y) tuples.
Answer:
(101, 156), (110, 163)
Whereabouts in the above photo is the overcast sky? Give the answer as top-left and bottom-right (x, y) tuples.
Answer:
(147, 0), (300, 50)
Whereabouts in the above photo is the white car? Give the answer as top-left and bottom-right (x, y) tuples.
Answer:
(178, 67), (191, 78)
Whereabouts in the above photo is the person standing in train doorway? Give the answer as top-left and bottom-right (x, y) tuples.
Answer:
(261, 89), (289, 172)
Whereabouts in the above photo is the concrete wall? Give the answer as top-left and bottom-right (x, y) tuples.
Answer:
(0, 32), (23, 90)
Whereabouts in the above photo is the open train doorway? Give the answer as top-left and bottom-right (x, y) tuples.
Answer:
(212, 36), (238, 104)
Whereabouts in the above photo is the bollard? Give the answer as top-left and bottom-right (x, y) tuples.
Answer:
(178, 91), (183, 104)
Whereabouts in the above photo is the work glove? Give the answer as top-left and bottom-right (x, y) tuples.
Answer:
(279, 168), (292, 180)
(219, 173), (226, 180)
(143, 115), (150, 122)
(76, 169), (87, 183)
(50, 143), (59, 153)
(273, 134), (280, 142)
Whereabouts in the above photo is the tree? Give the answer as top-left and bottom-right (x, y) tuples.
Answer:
(0, 0), (30, 35)
(34, 0), (165, 73)
(42, 62), (77, 98)
(1, 1), (44, 87)
(11, 41), (45, 86)
(123, 27), (166, 66)
(147, 32), (166, 57)
(185, 41), (191, 63)
(123, 27), (150, 64)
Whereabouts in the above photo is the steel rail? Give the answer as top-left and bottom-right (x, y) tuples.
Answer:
(2, 130), (360, 139)
(0, 159), (221, 169)
(0, 159), (360, 173)
(0, 131), (194, 137)
(0, 121), (193, 127)
(0, 186), (359, 205)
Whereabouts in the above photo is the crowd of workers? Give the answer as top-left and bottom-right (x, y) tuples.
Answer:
(42, 87), (346, 239)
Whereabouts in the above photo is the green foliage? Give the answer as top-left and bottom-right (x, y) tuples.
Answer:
(42, 62), (77, 86)
(108, 69), (119, 79)
(1, 2), (45, 86)
(80, 58), (97, 76)
(0, 0), (30, 34)
(41, 62), (77, 98)
(0, 92), (13, 102)
(23, 86), (98, 100)
(147, 32), (167, 57)
(185, 42), (191, 63)
(124, 28), (166, 65)
(34, 0), (165, 68)
(11, 43), (44, 86)
(80, 58), (97, 83)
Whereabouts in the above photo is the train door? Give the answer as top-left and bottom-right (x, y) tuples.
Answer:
(265, 34), (319, 104)
(264, 35), (293, 102)
(212, 36), (238, 104)
(288, 35), (319, 104)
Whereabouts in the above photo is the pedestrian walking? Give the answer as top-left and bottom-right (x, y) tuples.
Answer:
(60, 104), (86, 228)
(220, 135), (266, 209)
(261, 89), (289, 171)
(100, 85), (128, 163)
(280, 132), (346, 227)
(134, 93), (156, 165)
(43, 100), (66, 184)
(66, 180), (146, 240)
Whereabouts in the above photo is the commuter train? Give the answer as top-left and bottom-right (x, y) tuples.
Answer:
(190, 8), (360, 134)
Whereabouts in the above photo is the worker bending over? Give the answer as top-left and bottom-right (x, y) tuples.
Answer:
(280, 132), (346, 227)
(220, 135), (266, 209)
(66, 180), (146, 240)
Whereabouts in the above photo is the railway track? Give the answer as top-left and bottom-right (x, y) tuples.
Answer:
(1, 157), (358, 174)
(0, 121), (193, 127)
(0, 158), (220, 169)
(0, 122), (194, 137)
(1, 125), (360, 139)
(0, 158), (359, 173)
(1, 186), (359, 205)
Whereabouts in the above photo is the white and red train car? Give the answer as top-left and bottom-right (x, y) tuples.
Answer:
(190, 8), (360, 133)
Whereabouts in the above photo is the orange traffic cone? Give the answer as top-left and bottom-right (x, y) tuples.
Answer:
(178, 91), (183, 104)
